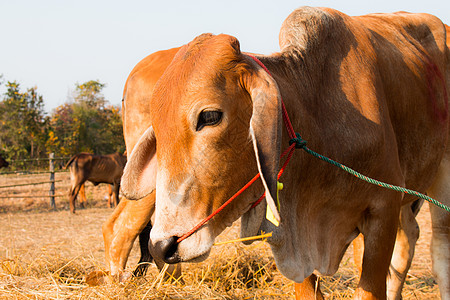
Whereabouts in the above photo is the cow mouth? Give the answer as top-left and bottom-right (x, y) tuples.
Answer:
(176, 240), (212, 264)
(150, 235), (213, 264)
(183, 249), (211, 263)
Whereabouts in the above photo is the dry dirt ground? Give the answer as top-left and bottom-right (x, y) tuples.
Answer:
(0, 172), (442, 299)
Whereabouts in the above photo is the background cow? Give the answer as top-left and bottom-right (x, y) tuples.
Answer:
(65, 152), (126, 214)
(0, 154), (9, 169)
(121, 7), (450, 300)
(76, 183), (114, 209)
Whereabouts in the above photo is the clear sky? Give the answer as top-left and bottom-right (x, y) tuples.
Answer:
(1, 0), (449, 113)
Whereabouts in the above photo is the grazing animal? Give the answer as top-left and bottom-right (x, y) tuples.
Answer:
(121, 7), (450, 300)
(65, 152), (127, 213)
(0, 154), (8, 169)
(77, 183), (114, 209)
(101, 47), (182, 281)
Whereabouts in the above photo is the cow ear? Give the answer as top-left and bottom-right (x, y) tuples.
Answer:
(243, 59), (282, 222)
(121, 126), (157, 200)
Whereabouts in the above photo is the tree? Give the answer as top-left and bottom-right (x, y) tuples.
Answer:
(0, 78), (124, 162)
(0, 81), (48, 161)
(48, 80), (124, 157)
(46, 103), (74, 156)
(73, 80), (107, 108)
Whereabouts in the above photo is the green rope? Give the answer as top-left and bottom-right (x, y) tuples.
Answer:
(289, 133), (450, 212)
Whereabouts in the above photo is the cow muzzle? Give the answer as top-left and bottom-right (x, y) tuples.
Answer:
(150, 236), (181, 264)
(150, 225), (214, 264)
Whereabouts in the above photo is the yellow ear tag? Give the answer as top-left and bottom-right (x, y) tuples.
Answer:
(266, 181), (283, 227)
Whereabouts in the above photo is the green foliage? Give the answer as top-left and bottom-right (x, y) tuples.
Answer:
(0, 81), (49, 161)
(48, 80), (125, 157)
(0, 78), (124, 164)
(74, 80), (107, 108)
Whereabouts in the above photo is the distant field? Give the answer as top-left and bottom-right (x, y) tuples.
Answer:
(0, 172), (441, 299)
(0, 172), (110, 213)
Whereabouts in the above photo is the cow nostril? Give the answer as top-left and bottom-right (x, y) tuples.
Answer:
(151, 236), (180, 264)
(164, 236), (179, 263)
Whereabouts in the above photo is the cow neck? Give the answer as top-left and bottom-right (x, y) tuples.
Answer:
(176, 55), (301, 244)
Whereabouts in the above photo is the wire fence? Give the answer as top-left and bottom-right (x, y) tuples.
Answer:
(0, 153), (70, 209)
(1, 156), (70, 175)
(0, 180), (63, 189)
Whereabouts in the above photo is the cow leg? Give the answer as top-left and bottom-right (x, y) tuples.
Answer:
(132, 220), (183, 281)
(69, 182), (83, 214)
(79, 183), (86, 208)
(355, 192), (401, 300)
(353, 200), (422, 300)
(102, 197), (151, 278)
(294, 274), (324, 300)
(430, 204), (450, 300)
(112, 182), (120, 208)
(353, 233), (364, 273)
(427, 157), (450, 300)
(386, 202), (421, 300)
(102, 192), (181, 281)
(133, 220), (153, 276)
(107, 184), (113, 208)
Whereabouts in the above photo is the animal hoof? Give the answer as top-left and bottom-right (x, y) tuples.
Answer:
(85, 270), (110, 286)
(85, 270), (133, 286)
(118, 271), (133, 283)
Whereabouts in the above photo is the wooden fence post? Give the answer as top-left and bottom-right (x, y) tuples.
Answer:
(49, 153), (56, 209)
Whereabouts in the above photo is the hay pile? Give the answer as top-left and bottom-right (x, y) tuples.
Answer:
(0, 198), (440, 299)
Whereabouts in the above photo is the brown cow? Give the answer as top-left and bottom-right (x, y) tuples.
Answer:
(100, 47), (182, 281)
(77, 183), (114, 208)
(65, 152), (127, 213)
(121, 7), (450, 300)
(0, 154), (8, 169)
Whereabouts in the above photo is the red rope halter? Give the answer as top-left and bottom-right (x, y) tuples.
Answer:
(176, 55), (296, 244)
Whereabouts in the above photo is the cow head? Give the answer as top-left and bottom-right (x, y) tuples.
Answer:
(121, 33), (282, 264)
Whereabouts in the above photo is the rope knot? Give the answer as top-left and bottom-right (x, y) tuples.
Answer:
(289, 133), (307, 149)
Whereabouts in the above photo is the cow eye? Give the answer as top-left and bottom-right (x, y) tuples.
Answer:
(196, 110), (223, 131)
